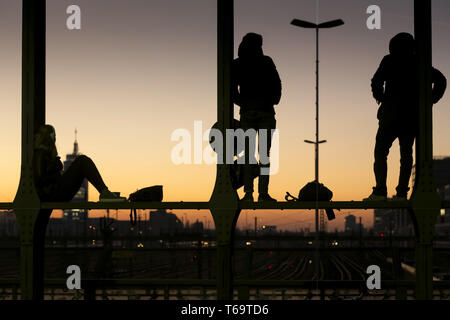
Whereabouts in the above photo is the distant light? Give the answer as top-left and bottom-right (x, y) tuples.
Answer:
(246, 241), (252, 246)
(441, 209), (446, 216)
(309, 260), (312, 264)
(262, 225), (266, 229)
(308, 241), (313, 245)
(203, 241), (209, 246)
(137, 243), (144, 248)
(269, 251), (273, 255)
(380, 233), (384, 237)
(267, 265), (273, 270)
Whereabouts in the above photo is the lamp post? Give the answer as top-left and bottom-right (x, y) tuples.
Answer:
(291, 18), (344, 283)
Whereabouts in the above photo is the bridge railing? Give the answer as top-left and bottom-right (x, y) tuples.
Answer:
(1, 279), (450, 300)
(2, 199), (450, 211)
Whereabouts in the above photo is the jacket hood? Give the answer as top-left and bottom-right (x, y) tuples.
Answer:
(389, 32), (415, 56)
(238, 32), (263, 59)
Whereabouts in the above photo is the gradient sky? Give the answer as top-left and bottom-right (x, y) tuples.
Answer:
(1, 0), (450, 231)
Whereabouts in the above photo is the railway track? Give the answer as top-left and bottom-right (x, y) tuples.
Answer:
(0, 247), (420, 281)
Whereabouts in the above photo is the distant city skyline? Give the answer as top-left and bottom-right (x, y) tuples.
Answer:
(1, 0), (450, 231)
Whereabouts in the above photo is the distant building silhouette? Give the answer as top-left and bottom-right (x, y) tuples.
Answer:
(149, 209), (183, 236)
(62, 130), (88, 222)
(416, 157), (450, 235)
(374, 157), (450, 236)
(190, 219), (204, 234)
(261, 225), (277, 234)
(413, 156), (450, 204)
(345, 215), (358, 233)
(373, 205), (401, 235)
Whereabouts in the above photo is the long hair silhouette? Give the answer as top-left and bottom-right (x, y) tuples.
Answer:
(34, 124), (57, 158)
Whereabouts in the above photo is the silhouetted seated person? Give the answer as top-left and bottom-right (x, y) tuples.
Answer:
(232, 33), (282, 203)
(34, 125), (125, 202)
(364, 32), (447, 201)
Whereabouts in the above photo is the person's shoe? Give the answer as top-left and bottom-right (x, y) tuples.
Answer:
(240, 192), (254, 202)
(363, 192), (387, 201)
(258, 193), (277, 202)
(99, 189), (127, 202)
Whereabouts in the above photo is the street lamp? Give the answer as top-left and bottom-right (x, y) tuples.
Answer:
(291, 17), (344, 283)
(291, 17), (344, 192)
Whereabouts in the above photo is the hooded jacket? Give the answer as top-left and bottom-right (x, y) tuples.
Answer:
(232, 33), (282, 114)
(371, 33), (447, 122)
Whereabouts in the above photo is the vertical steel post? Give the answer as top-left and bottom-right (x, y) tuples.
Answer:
(411, 0), (440, 300)
(314, 26), (320, 286)
(210, 0), (240, 300)
(13, 0), (47, 300)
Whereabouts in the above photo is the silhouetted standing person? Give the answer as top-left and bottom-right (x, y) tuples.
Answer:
(232, 33), (282, 202)
(364, 33), (446, 201)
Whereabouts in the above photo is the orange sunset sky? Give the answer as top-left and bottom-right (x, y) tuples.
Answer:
(1, 0), (450, 231)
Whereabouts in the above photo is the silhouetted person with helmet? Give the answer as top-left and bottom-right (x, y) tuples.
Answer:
(364, 32), (447, 201)
(232, 32), (282, 202)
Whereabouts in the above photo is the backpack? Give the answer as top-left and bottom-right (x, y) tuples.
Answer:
(285, 181), (336, 221)
(128, 185), (163, 225)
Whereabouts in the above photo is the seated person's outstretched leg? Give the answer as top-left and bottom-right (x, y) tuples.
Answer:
(56, 155), (125, 202)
